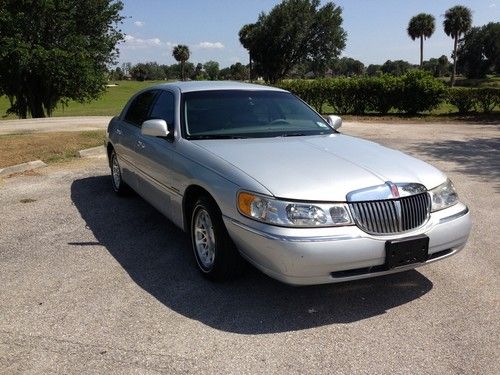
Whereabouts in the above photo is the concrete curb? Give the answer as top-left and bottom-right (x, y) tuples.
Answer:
(0, 160), (48, 176)
(78, 146), (106, 158)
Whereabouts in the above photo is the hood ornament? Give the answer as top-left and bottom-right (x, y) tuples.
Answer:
(386, 181), (400, 198)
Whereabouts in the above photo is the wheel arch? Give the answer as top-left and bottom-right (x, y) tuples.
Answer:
(106, 142), (114, 168)
(182, 185), (218, 232)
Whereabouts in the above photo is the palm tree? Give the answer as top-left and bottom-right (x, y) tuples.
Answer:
(239, 23), (257, 82)
(172, 45), (190, 81)
(407, 13), (436, 67)
(443, 5), (472, 86)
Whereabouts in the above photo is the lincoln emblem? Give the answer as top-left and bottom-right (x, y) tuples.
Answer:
(387, 181), (400, 198)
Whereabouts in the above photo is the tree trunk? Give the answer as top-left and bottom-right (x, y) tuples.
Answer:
(451, 34), (458, 87)
(249, 53), (252, 83)
(28, 97), (46, 118)
(181, 61), (185, 81)
(420, 36), (424, 67)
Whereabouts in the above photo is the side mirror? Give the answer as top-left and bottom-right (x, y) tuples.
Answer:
(326, 115), (342, 130)
(141, 119), (169, 137)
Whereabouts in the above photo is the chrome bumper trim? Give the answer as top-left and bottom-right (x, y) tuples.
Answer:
(438, 206), (469, 224)
(225, 217), (361, 242)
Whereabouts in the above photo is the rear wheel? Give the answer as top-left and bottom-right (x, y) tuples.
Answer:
(110, 150), (129, 196)
(190, 196), (244, 281)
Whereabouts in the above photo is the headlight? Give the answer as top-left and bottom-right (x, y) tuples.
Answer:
(237, 191), (354, 227)
(429, 179), (458, 212)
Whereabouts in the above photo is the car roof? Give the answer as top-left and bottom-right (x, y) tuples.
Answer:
(149, 81), (287, 93)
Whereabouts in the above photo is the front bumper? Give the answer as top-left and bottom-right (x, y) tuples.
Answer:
(224, 202), (471, 285)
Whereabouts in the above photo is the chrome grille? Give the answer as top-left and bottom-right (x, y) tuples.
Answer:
(348, 193), (430, 234)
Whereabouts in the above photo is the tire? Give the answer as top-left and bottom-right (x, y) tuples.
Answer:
(110, 150), (129, 196)
(190, 195), (245, 281)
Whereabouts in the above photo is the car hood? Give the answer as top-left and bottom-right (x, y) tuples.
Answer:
(191, 134), (446, 201)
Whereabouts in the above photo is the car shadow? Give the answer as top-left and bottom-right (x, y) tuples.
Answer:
(408, 137), (500, 188)
(71, 176), (433, 334)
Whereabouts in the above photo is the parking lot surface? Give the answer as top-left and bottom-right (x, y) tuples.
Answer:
(0, 121), (499, 374)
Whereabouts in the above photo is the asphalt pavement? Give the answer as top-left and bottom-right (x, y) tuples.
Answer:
(0, 121), (499, 374)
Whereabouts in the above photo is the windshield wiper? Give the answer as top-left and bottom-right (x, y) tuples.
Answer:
(279, 132), (308, 137)
(190, 134), (247, 140)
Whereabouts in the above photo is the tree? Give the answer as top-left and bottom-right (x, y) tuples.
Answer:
(331, 57), (365, 76)
(381, 60), (414, 76)
(238, 23), (258, 81)
(422, 55), (450, 77)
(129, 62), (165, 81)
(172, 45), (190, 81)
(437, 55), (451, 76)
(482, 22), (500, 74)
(192, 63), (206, 80)
(229, 63), (249, 81)
(366, 64), (382, 76)
(407, 13), (435, 67)
(204, 61), (220, 80)
(443, 5), (472, 86)
(457, 22), (500, 78)
(0, 0), (124, 118)
(239, 0), (346, 83)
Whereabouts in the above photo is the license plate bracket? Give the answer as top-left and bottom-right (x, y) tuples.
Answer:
(385, 235), (429, 269)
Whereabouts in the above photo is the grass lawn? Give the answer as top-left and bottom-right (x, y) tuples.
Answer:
(0, 130), (106, 168)
(0, 80), (165, 120)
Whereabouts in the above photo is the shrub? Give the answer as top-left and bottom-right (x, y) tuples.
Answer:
(278, 79), (328, 112)
(365, 75), (401, 114)
(275, 73), (500, 116)
(448, 88), (477, 114)
(325, 78), (354, 114)
(475, 88), (500, 113)
(396, 70), (447, 114)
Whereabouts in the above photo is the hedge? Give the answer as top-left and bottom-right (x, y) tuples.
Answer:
(276, 71), (500, 115)
(447, 88), (500, 114)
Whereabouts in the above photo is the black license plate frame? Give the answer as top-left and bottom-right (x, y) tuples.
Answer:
(385, 235), (429, 269)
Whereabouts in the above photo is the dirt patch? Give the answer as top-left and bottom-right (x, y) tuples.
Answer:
(0, 130), (106, 168)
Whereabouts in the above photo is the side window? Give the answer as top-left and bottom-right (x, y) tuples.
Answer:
(124, 90), (158, 127)
(149, 91), (175, 129)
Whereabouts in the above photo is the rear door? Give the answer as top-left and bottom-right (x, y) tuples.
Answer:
(116, 90), (158, 189)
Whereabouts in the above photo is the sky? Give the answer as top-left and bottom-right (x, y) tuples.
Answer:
(117, 0), (500, 67)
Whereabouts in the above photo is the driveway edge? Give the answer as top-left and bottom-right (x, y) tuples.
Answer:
(0, 160), (48, 176)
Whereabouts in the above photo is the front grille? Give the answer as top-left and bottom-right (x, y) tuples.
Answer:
(348, 193), (430, 235)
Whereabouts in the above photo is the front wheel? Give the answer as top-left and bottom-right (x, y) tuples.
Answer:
(190, 196), (244, 281)
(110, 150), (129, 196)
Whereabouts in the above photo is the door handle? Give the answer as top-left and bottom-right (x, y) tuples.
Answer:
(115, 128), (123, 136)
(136, 140), (145, 149)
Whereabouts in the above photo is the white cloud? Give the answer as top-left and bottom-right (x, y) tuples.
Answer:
(196, 41), (225, 50)
(122, 34), (163, 49)
(134, 21), (144, 27)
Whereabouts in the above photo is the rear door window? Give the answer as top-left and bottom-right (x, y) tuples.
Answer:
(124, 90), (158, 127)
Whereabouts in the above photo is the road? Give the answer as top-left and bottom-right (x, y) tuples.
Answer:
(0, 121), (499, 374)
(0, 116), (111, 134)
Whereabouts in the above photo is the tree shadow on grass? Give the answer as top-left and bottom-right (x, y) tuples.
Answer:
(409, 137), (500, 188)
(71, 176), (433, 334)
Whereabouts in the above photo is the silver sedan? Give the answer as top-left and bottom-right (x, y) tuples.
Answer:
(106, 81), (471, 285)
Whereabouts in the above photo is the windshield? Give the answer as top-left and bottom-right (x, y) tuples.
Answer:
(182, 90), (333, 139)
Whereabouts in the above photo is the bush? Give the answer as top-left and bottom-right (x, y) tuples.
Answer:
(396, 70), (447, 114)
(325, 78), (354, 114)
(276, 73), (499, 116)
(448, 88), (478, 114)
(278, 79), (328, 113)
(365, 75), (400, 114)
(475, 88), (500, 113)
